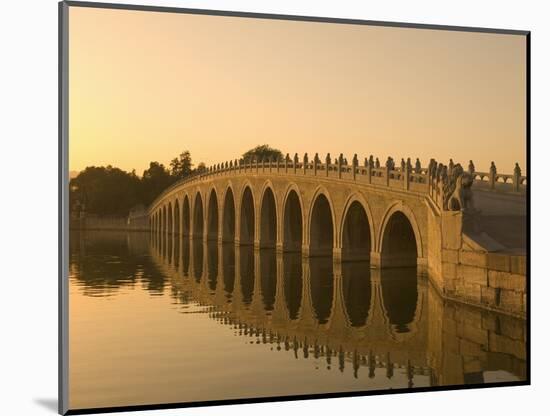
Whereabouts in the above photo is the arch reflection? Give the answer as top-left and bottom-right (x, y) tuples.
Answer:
(308, 257), (334, 324)
(239, 245), (254, 305)
(380, 267), (418, 333)
(282, 252), (302, 320)
(192, 241), (203, 283)
(222, 244), (235, 298)
(341, 261), (372, 327)
(259, 249), (276, 312)
(207, 242), (218, 291)
(181, 237), (190, 277)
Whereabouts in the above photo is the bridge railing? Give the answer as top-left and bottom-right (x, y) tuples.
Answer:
(149, 154), (526, 212)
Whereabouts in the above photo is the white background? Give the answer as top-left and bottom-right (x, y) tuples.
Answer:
(1, 0), (547, 415)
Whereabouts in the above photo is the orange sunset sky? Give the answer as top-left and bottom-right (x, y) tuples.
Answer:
(69, 6), (527, 175)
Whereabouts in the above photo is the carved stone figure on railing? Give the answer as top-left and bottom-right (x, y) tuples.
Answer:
(443, 164), (475, 211)
(415, 158), (422, 173)
(285, 153), (290, 162)
(353, 154), (358, 166)
(400, 158), (406, 171)
(294, 153), (299, 164)
(428, 159), (437, 179)
(375, 158), (380, 168)
(385, 157), (394, 170)
(436, 163), (444, 182)
(407, 157), (412, 170)
(326, 153), (331, 165)
(489, 161), (497, 189)
(468, 160), (475, 174)
(369, 155), (374, 168)
(449, 158), (455, 172)
(513, 163), (522, 191)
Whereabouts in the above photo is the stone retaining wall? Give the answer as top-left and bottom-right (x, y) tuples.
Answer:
(434, 211), (527, 318)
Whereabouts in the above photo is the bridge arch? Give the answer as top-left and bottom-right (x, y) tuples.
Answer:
(222, 185), (236, 243)
(340, 193), (375, 262)
(207, 187), (219, 241)
(182, 194), (191, 236)
(174, 199), (180, 235)
(259, 181), (278, 249)
(239, 185), (255, 245)
(282, 183), (304, 252)
(167, 202), (173, 235)
(162, 205), (167, 236)
(377, 201), (423, 267)
(192, 191), (204, 240)
(308, 186), (336, 257)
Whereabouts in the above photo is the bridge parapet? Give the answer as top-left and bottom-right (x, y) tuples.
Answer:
(151, 154), (526, 212)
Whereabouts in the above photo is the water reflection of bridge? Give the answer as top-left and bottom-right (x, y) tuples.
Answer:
(149, 231), (526, 387)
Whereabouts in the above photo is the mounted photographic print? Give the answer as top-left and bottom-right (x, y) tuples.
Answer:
(59, 1), (530, 414)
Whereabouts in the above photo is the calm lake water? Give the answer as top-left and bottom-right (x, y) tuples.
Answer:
(69, 230), (526, 410)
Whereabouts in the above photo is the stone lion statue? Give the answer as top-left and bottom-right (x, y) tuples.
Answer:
(443, 164), (475, 211)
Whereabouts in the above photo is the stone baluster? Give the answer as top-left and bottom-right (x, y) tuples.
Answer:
(489, 161), (497, 189)
(325, 153), (331, 177)
(513, 163), (521, 192)
(303, 153), (308, 175)
(385, 157), (392, 186)
(293, 153), (298, 174)
(313, 153), (319, 175)
(428, 159), (435, 195)
(338, 153), (343, 179)
(284, 153), (289, 173)
(352, 154), (358, 180)
(415, 158), (421, 174)
(367, 155), (373, 184)
(404, 158), (410, 190)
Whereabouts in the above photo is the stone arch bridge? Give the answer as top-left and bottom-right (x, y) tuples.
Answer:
(148, 154), (527, 315)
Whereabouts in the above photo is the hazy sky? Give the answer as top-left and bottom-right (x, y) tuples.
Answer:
(69, 6), (527, 175)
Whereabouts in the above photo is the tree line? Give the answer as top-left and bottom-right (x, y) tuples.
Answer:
(70, 145), (282, 217)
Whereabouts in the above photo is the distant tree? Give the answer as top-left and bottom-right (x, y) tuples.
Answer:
(69, 151), (209, 216)
(241, 144), (283, 163)
(196, 162), (207, 173)
(170, 150), (193, 179)
(70, 166), (141, 216)
(140, 161), (176, 206)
